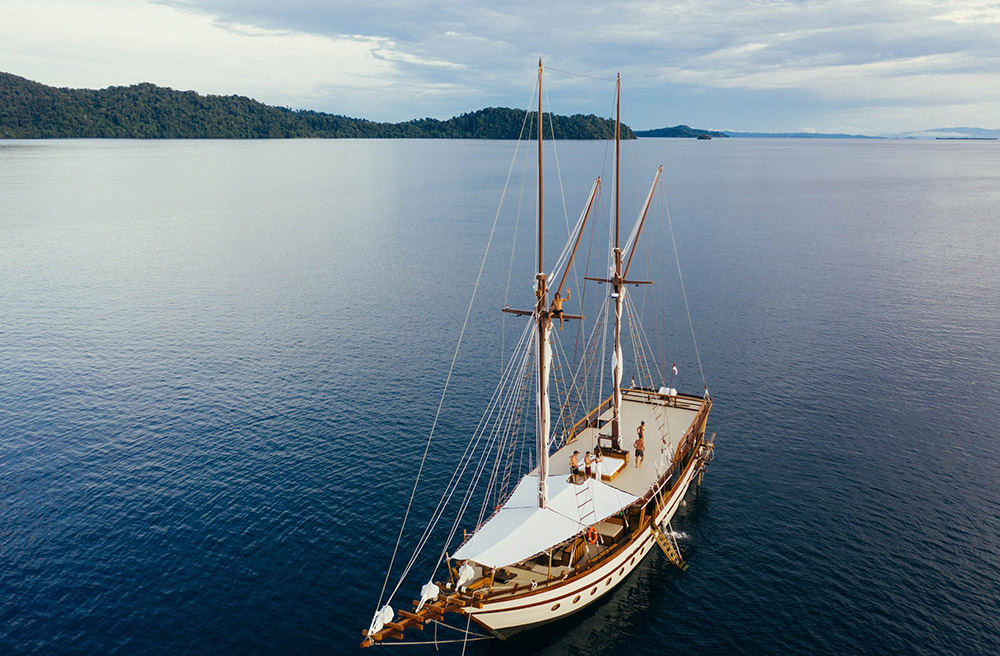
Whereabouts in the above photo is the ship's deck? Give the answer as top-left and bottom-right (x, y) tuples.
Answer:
(547, 389), (703, 497)
(449, 389), (705, 573)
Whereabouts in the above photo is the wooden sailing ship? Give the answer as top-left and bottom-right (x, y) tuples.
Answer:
(362, 61), (715, 647)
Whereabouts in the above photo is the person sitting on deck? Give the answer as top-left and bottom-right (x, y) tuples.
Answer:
(570, 451), (582, 484)
(550, 288), (570, 329)
(634, 422), (646, 468)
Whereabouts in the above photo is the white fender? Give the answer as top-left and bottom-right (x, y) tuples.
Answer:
(456, 563), (475, 589)
(415, 582), (439, 612)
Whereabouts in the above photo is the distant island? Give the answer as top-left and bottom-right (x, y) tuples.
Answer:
(721, 130), (881, 139)
(719, 128), (1000, 139)
(0, 72), (634, 140)
(635, 125), (728, 139)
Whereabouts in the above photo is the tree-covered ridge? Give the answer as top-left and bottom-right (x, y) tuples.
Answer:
(634, 125), (728, 138)
(0, 73), (634, 139)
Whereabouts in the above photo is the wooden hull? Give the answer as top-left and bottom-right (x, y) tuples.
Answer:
(464, 452), (702, 638)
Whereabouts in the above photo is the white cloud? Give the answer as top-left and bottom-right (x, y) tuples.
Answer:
(931, 0), (1000, 24)
(0, 0), (399, 107)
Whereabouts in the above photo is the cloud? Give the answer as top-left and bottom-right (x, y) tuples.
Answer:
(0, 0), (407, 111)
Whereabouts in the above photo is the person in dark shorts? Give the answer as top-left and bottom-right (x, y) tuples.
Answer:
(570, 451), (582, 483)
(550, 288), (570, 329)
(584, 450), (594, 479)
(634, 422), (646, 467)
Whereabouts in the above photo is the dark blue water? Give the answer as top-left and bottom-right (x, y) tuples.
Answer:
(1, 138), (998, 655)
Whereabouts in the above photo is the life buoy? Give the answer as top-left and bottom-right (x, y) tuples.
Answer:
(586, 527), (598, 544)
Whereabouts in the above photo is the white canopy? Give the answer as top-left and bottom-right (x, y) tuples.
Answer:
(451, 474), (638, 569)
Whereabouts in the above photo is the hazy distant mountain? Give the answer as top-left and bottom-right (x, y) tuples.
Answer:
(0, 72), (633, 140)
(722, 130), (881, 139)
(884, 127), (1000, 139)
(724, 127), (998, 139)
(635, 124), (728, 138)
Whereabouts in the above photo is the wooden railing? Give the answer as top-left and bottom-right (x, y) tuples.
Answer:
(566, 394), (613, 441)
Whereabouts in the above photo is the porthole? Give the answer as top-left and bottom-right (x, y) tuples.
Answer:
(630, 557), (635, 565)
(590, 588), (597, 596)
(606, 578), (612, 586)
(619, 567), (624, 575)
(572, 595), (581, 604)
(551, 603), (561, 611)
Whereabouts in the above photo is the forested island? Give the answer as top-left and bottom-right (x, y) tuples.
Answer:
(0, 72), (634, 140)
(634, 125), (728, 138)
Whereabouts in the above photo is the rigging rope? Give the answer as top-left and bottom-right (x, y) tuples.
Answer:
(501, 132), (532, 371)
(662, 190), (707, 387)
(624, 288), (665, 385)
(430, 322), (535, 572)
(371, 637), (493, 647)
(369, 617), (494, 648)
(419, 319), (534, 571)
(543, 82), (574, 246)
(389, 220), (536, 599)
(379, 317), (533, 608)
(546, 65), (617, 82)
(373, 85), (537, 613)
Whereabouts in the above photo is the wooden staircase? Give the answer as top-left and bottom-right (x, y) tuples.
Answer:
(650, 523), (688, 571)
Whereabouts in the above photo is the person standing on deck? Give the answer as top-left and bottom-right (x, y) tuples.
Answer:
(584, 450), (595, 479)
(634, 422), (646, 467)
(570, 451), (582, 483)
(550, 288), (570, 329)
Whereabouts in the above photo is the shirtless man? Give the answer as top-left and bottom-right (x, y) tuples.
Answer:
(570, 451), (582, 483)
(550, 288), (570, 329)
(634, 421), (646, 467)
(584, 450), (594, 479)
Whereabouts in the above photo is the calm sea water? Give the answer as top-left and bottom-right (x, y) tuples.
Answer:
(1, 138), (998, 655)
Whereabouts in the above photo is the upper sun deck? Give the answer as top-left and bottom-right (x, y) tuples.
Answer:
(547, 389), (707, 497)
(450, 389), (708, 570)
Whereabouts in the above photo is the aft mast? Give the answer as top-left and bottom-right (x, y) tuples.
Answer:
(611, 73), (624, 445)
(535, 59), (551, 509)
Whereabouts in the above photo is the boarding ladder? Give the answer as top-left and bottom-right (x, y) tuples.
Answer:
(695, 432), (717, 487)
(651, 522), (688, 571)
(575, 478), (596, 525)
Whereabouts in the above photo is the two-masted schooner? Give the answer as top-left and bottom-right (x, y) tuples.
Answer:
(362, 61), (715, 646)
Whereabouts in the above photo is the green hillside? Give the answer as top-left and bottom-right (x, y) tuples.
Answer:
(634, 124), (727, 138)
(0, 73), (634, 140)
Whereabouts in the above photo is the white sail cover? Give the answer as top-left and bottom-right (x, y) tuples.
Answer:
(451, 474), (638, 569)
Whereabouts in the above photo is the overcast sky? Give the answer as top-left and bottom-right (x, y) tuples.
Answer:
(2, 0), (999, 133)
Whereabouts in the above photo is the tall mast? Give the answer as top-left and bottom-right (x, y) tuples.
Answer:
(611, 73), (624, 445)
(615, 74), (621, 249)
(538, 60), (544, 281)
(535, 59), (550, 509)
